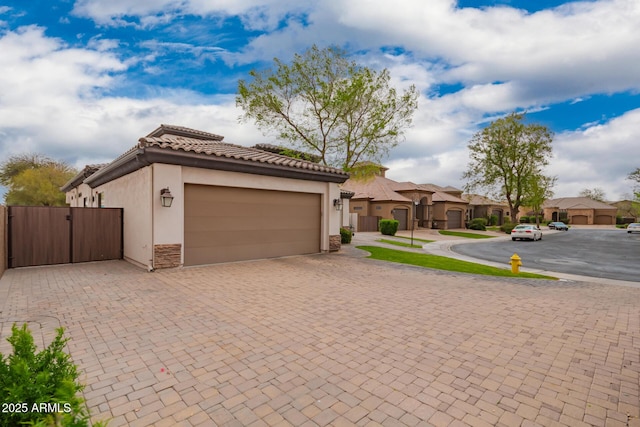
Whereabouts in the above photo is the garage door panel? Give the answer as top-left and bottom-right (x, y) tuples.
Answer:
(185, 227), (320, 248)
(184, 184), (321, 265)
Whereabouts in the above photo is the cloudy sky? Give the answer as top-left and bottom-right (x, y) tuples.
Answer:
(1, 0), (639, 200)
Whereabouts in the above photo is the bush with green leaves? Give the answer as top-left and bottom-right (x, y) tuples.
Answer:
(0, 323), (105, 427)
(379, 219), (399, 236)
(340, 227), (352, 244)
(500, 222), (517, 234)
(469, 218), (487, 231)
(487, 215), (499, 226)
(519, 216), (530, 223)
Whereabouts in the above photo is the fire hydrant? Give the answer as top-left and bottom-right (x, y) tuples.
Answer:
(510, 253), (522, 274)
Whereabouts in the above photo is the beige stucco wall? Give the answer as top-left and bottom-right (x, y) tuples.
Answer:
(349, 200), (371, 216)
(182, 167), (341, 254)
(66, 183), (97, 207)
(568, 209), (593, 224)
(432, 203), (467, 229)
(93, 167), (153, 268)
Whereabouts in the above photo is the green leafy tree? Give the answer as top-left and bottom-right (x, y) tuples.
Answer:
(628, 167), (640, 200)
(1, 154), (76, 206)
(579, 187), (606, 202)
(462, 112), (554, 220)
(237, 45), (419, 170)
(522, 175), (557, 226)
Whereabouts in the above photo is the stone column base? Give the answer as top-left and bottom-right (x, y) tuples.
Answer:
(154, 244), (181, 269)
(329, 235), (341, 252)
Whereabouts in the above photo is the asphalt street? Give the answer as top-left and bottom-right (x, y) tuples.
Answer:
(451, 228), (639, 282)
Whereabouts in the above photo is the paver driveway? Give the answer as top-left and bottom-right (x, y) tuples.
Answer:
(1, 249), (639, 427)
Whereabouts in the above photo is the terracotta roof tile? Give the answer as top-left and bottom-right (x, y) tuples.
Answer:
(137, 134), (347, 176)
(543, 197), (617, 210)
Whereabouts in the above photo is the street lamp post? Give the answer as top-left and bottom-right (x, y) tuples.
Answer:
(411, 199), (419, 246)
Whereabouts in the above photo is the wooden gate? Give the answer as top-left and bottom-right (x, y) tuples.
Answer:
(357, 215), (381, 232)
(8, 207), (123, 268)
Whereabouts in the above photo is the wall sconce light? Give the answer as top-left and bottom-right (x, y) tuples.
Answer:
(333, 198), (343, 211)
(160, 188), (174, 207)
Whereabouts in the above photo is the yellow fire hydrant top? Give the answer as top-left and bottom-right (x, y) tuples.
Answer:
(510, 253), (522, 274)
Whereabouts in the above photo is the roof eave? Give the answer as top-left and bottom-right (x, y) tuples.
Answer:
(84, 146), (349, 188)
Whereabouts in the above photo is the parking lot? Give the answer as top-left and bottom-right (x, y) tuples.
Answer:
(452, 228), (639, 282)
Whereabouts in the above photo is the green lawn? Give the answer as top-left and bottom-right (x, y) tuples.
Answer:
(388, 236), (435, 244)
(357, 246), (557, 280)
(376, 239), (423, 248)
(438, 230), (496, 239)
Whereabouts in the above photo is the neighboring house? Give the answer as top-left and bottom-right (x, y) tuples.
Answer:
(64, 164), (108, 207)
(542, 197), (618, 225)
(341, 166), (468, 231)
(610, 200), (639, 223)
(62, 124), (349, 269)
(463, 194), (510, 225)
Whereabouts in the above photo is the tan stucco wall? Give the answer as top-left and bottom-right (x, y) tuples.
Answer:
(93, 167), (153, 268)
(349, 200), (370, 216)
(182, 167), (341, 253)
(66, 183), (97, 207)
(569, 209), (593, 224)
(432, 203), (467, 229)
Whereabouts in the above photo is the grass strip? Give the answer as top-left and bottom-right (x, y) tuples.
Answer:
(376, 239), (424, 248)
(391, 236), (435, 243)
(357, 245), (557, 280)
(438, 230), (496, 239)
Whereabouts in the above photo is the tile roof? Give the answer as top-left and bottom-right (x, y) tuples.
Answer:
(432, 191), (466, 203)
(543, 197), (617, 210)
(75, 125), (348, 189)
(137, 133), (346, 175)
(147, 124), (224, 141)
(342, 175), (467, 204)
(463, 194), (508, 206)
(341, 175), (413, 202)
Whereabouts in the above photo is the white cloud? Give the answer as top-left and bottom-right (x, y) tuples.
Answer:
(0, 25), (263, 170)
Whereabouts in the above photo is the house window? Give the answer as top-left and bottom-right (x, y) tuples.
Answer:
(353, 207), (363, 211)
(375, 206), (382, 210)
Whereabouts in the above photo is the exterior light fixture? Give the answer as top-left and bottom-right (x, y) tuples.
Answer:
(333, 198), (343, 211)
(160, 188), (174, 207)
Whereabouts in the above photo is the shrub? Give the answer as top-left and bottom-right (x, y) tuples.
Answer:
(379, 219), (399, 236)
(0, 323), (105, 427)
(340, 227), (352, 244)
(469, 218), (487, 231)
(488, 215), (499, 226)
(500, 222), (516, 234)
(519, 216), (529, 223)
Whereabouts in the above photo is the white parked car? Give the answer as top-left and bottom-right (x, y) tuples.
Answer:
(627, 223), (640, 233)
(511, 224), (543, 241)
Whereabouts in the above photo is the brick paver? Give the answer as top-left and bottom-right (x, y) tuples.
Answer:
(1, 245), (639, 426)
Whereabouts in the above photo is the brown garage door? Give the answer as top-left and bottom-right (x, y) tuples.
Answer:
(184, 184), (321, 265)
(595, 215), (613, 225)
(447, 210), (463, 229)
(572, 215), (588, 225)
(393, 208), (408, 230)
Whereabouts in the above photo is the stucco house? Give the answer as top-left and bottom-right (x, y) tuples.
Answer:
(464, 194), (510, 225)
(610, 200), (639, 223)
(341, 166), (468, 231)
(62, 125), (349, 269)
(542, 197), (617, 225)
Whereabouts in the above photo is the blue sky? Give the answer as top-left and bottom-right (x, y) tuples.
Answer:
(1, 0), (639, 200)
